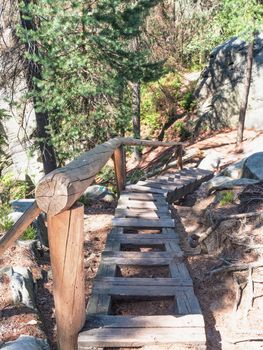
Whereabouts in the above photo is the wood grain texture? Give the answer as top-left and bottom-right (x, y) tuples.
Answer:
(47, 203), (85, 350)
(36, 137), (183, 216)
(85, 314), (205, 328)
(78, 327), (206, 348)
(113, 145), (126, 195)
(112, 218), (174, 228)
(0, 201), (41, 256)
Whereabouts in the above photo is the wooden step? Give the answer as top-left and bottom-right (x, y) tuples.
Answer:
(112, 217), (175, 228)
(78, 321), (206, 348)
(117, 199), (168, 210)
(125, 184), (168, 194)
(85, 314), (205, 328)
(115, 208), (171, 219)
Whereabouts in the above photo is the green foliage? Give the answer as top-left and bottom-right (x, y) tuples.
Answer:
(173, 121), (192, 141)
(20, 226), (37, 241)
(17, 0), (162, 163)
(0, 174), (28, 204)
(127, 168), (145, 184)
(219, 191), (235, 206)
(0, 203), (13, 233)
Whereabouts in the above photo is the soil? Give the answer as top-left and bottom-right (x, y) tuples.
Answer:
(1, 129), (263, 349)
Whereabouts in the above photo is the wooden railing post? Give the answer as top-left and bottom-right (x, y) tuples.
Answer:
(177, 144), (183, 170)
(113, 145), (126, 195)
(47, 202), (85, 350)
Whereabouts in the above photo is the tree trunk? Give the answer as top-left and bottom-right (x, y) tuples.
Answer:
(236, 40), (254, 146)
(132, 81), (142, 161)
(19, 0), (57, 174)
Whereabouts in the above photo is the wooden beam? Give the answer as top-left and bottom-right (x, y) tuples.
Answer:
(47, 203), (85, 350)
(36, 138), (122, 216)
(113, 145), (126, 195)
(120, 138), (183, 148)
(36, 137), (183, 216)
(0, 201), (41, 256)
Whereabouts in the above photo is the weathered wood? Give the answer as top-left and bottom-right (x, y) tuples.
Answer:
(117, 200), (168, 211)
(112, 218), (174, 228)
(0, 201), (41, 256)
(177, 144), (183, 170)
(78, 327), (206, 348)
(113, 145), (126, 195)
(36, 137), (182, 216)
(36, 138), (122, 216)
(85, 314), (205, 328)
(125, 184), (168, 194)
(121, 138), (183, 148)
(175, 289), (202, 315)
(94, 277), (192, 287)
(108, 233), (180, 242)
(115, 208), (170, 219)
(47, 203), (85, 350)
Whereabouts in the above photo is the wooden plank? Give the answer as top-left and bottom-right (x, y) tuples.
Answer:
(108, 233), (180, 242)
(102, 256), (172, 266)
(85, 314), (205, 328)
(93, 277), (192, 287)
(0, 201), (41, 256)
(102, 251), (178, 259)
(112, 218), (174, 228)
(176, 289), (202, 315)
(117, 200), (168, 211)
(47, 203), (85, 350)
(86, 294), (112, 316)
(120, 192), (166, 201)
(169, 261), (192, 282)
(125, 184), (168, 194)
(115, 208), (162, 219)
(78, 327), (206, 348)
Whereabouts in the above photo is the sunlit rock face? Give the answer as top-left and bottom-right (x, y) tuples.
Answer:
(195, 33), (263, 130)
(0, 7), (43, 183)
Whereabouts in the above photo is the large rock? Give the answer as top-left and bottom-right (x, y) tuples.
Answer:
(198, 151), (221, 171)
(243, 152), (263, 180)
(220, 159), (246, 179)
(83, 185), (115, 204)
(0, 267), (36, 310)
(0, 11), (43, 182)
(11, 199), (48, 246)
(195, 33), (263, 130)
(1, 336), (49, 350)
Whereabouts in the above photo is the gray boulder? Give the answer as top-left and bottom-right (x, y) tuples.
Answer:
(83, 185), (115, 204)
(198, 151), (221, 171)
(220, 159), (246, 179)
(195, 33), (263, 131)
(11, 199), (48, 246)
(1, 336), (49, 350)
(0, 267), (36, 310)
(243, 152), (263, 180)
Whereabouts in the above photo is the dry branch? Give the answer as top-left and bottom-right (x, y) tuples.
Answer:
(189, 211), (263, 247)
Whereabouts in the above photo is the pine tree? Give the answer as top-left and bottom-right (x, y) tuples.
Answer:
(17, 0), (163, 164)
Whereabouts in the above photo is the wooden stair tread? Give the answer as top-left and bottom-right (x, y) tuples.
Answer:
(78, 327), (206, 348)
(112, 217), (175, 228)
(85, 314), (205, 328)
(93, 277), (193, 286)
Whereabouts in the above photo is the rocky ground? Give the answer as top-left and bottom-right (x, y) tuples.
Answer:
(1, 129), (263, 349)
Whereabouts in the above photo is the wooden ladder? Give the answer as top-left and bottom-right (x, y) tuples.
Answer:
(78, 168), (212, 349)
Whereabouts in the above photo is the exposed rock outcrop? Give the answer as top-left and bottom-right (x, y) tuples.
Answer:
(196, 33), (263, 131)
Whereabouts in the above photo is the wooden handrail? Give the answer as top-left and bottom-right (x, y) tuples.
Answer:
(0, 201), (41, 255)
(36, 137), (183, 216)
